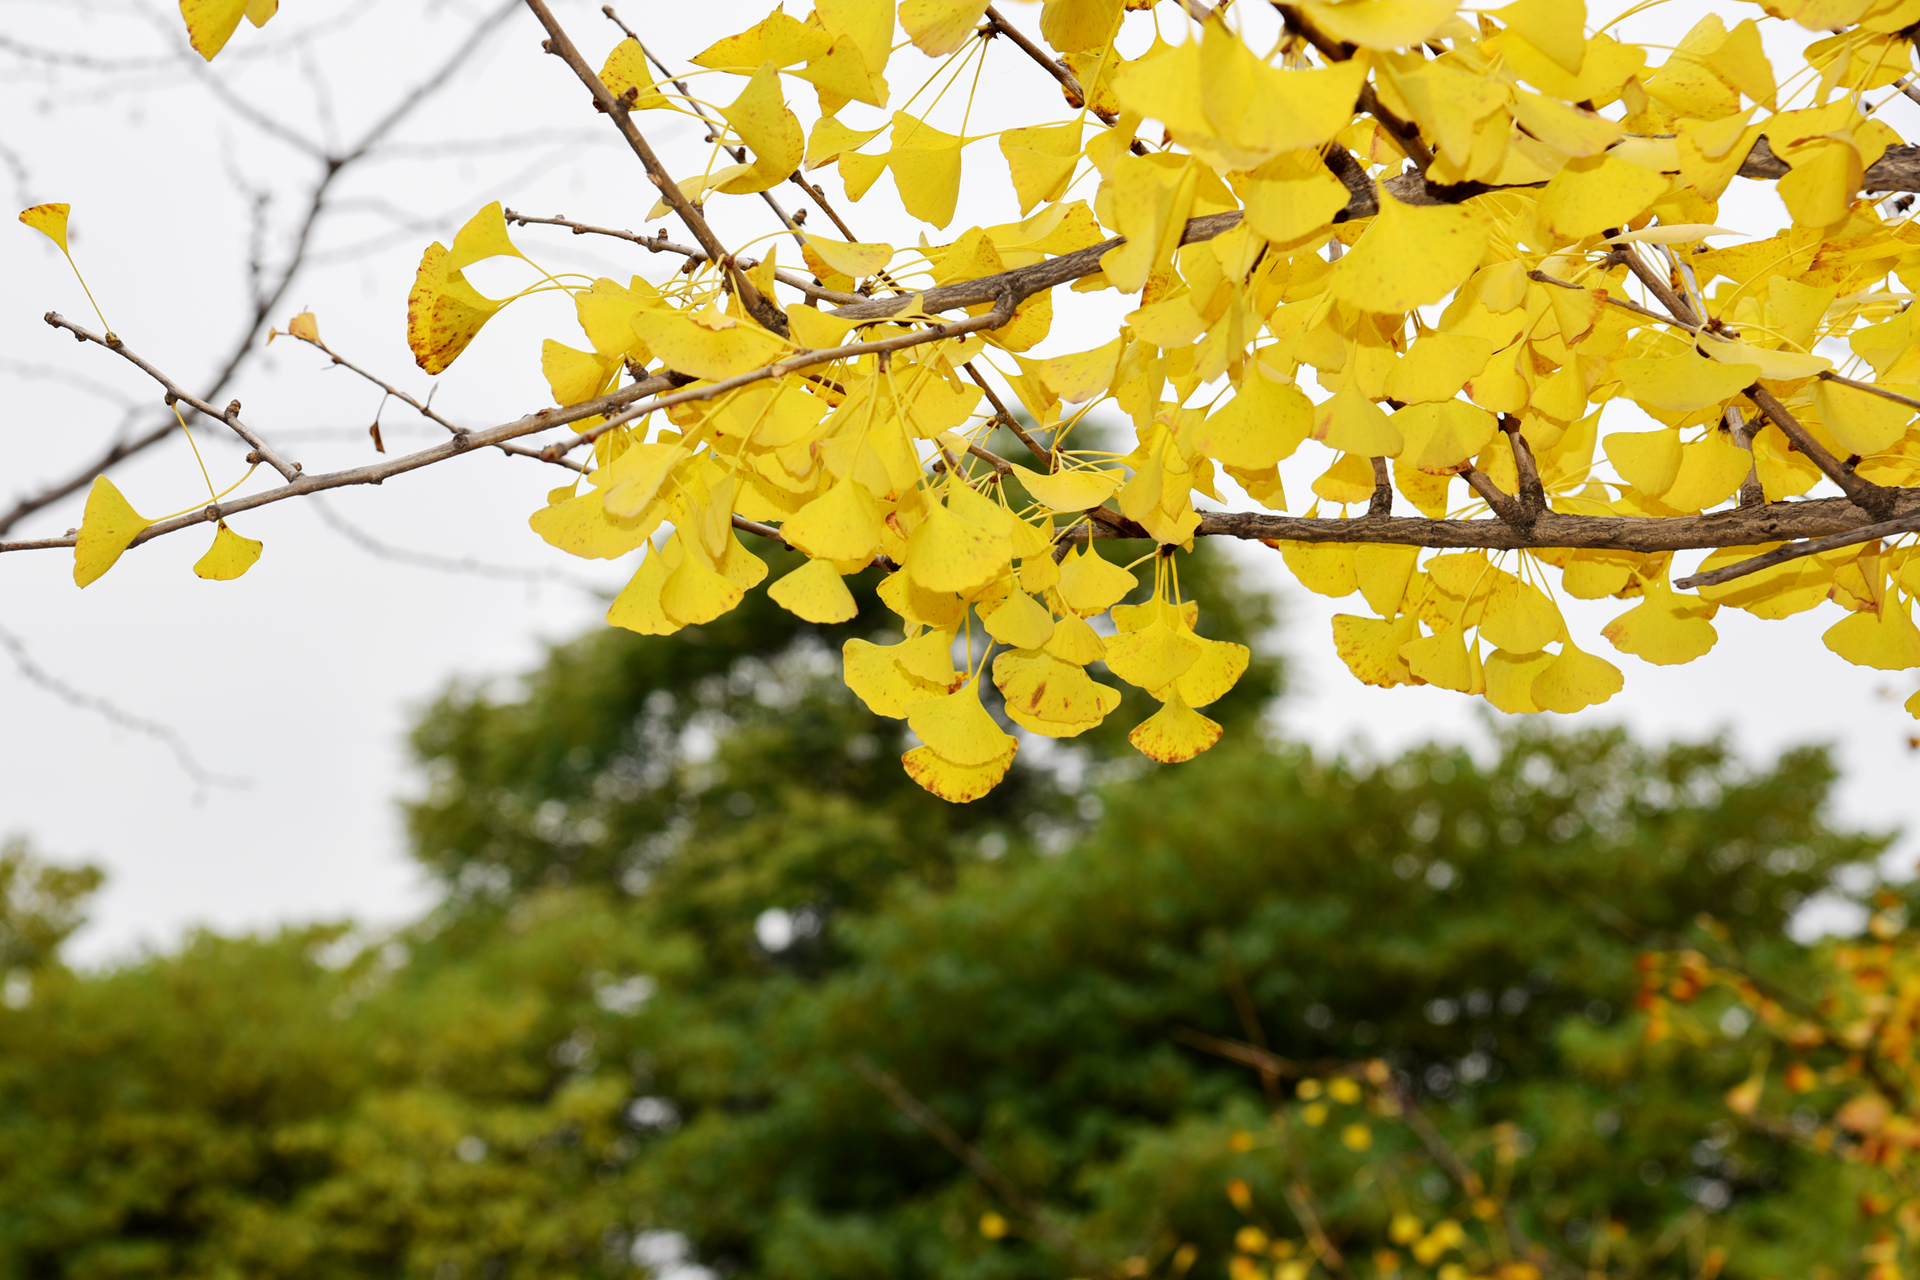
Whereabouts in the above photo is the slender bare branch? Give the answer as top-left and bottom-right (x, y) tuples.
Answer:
(45, 314), (302, 481)
(520, 0), (786, 335)
(1673, 511), (1920, 591)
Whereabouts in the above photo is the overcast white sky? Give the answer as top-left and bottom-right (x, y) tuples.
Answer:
(1, 1), (1913, 966)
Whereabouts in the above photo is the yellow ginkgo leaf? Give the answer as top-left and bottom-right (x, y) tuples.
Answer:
(1031, 337), (1125, 403)
(661, 549), (745, 626)
(1163, 634), (1250, 707)
(1612, 354), (1758, 413)
(994, 648), (1119, 735)
(1055, 544), (1139, 615)
(541, 340), (620, 407)
(905, 496), (1011, 594)
(599, 37), (670, 110)
(1401, 624), (1477, 692)
(1128, 689), (1222, 763)
(1279, 539), (1358, 598)
(768, 557), (859, 623)
(531, 487), (663, 560)
(1529, 643), (1623, 712)
(1477, 581), (1563, 653)
(18, 202), (70, 253)
(1313, 386), (1404, 458)
(1000, 122), (1082, 213)
(1601, 578), (1717, 664)
(908, 681), (1016, 766)
(899, 0), (992, 55)
(286, 310), (321, 343)
(888, 111), (966, 229)
(192, 521), (263, 581)
(1203, 372), (1315, 468)
(1396, 399), (1497, 474)
(844, 631), (959, 717)
(801, 233), (894, 279)
(1537, 153), (1670, 242)
(444, 202), (528, 275)
(1103, 617), (1202, 690)
(1298, 0), (1456, 49)
(693, 11), (833, 72)
(781, 478), (885, 563)
(1240, 150), (1351, 244)
(981, 589), (1056, 650)
(1009, 463), (1122, 512)
(902, 740), (1016, 803)
(599, 442), (684, 520)
(1354, 544), (1418, 617)
(179, 0), (277, 62)
(719, 65), (807, 193)
(1496, 0), (1587, 73)
(1604, 426), (1683, 496)
(1824, 600), (1920, 670)
(1328, 192), (1490, 314)
(1331, 613), (1421, 687)
(630, 307), (787, 380)
(1044, 612), (1108, 664)
(406, 243), (504, 374)
(607, 543), (681, 636)
(1482, 647), (1554, 713)
(73, 476), (152, 588)
(1811, 377), (1916, 457)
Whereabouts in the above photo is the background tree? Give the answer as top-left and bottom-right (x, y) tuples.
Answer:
(1, 552), (1900, 1279)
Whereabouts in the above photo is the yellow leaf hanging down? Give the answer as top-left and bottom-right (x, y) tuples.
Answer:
(1202, 373), (1315, 469)
(599, 37), (670, 110)
(887, 112), (966, 229)
(1239, 151), (1352, 244)
(192, 521), (264, 581)
(1129, 689), (1223, 763)
(1483, 647), (1555, 713)
(899, 0), (992, 56)
(981, 590), (1057, 650)
(1331, 613), (1422, 688)
(1537, 153), (1670, 242)
(994, 649), (1121, 737)
(1328, 193), (1490, 314)
(908, 681), (1017, 767)
(902, 740), (1018, 802)
(781, 477), (885, 563)
(844, 631), (960, 717)
(1529, 643), (1623, 712)
(1824, 599), (1920, 670)
(18, 202), (70, 252)
(1601, 577), (1717, 664)
(1056, 544), (1139, 615)
(768, 558), (860, 623)
(1401, 624), (1477, 692)
(541, 341), (620, 407)
(692, 12), (833, 74)
(1102, 614), (1202, 690)
(607, 543), (681, 636)
(1000, 123), (1082, 214)
(73, 476), (152, 588)
(718, 65), (806, 194)
(179, 0), (277, 63)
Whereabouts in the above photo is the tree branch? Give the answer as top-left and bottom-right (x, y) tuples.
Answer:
(520, 0), (786, 334)
(45, 314), (302, 481)
(1673, 510), (1920, 590)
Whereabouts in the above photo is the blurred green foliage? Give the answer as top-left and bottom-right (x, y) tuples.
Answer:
(0, 545), (1895, 1279)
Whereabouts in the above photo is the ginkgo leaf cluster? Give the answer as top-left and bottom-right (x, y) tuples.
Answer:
(24, 0), (1920, 801)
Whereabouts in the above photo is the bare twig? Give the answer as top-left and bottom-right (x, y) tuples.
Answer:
(45, 314), (302, 481)
(1673, 510), (1920, 590)
(310, 498), (603, 590)
(520, 0), (786, 334)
